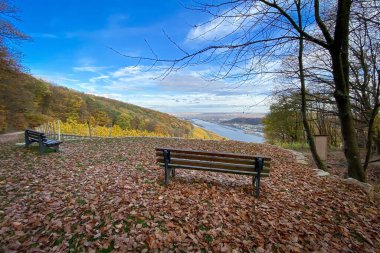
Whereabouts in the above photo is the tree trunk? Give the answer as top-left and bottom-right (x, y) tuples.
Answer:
(87, 120), (92, 139)
(297, 1), (326, 170)
(332, 85), (364, 181)
(363, 112), (377, 171)
(328, 0), (366, 182)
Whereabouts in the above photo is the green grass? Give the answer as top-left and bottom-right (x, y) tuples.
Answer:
(99, 240), (114, 253)
(204, 234), (213, 244)
(136, 219), (148, 228)
(199, 225), (210, 231)
(134, 164), (146, 172)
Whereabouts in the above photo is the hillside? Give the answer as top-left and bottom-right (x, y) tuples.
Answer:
(0, 70), (220, 139)
(222, 117), (262, 125)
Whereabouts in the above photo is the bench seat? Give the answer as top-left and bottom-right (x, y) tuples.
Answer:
(155, 147), (271, 197)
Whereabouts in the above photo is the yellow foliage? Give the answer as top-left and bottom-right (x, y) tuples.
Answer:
(59, 120), (169, 138)
(191, 126), (224, 140)
(37, 120), (223, 140)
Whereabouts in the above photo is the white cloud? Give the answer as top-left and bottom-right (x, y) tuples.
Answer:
(111, 66), (144, 78)
(89, 75), (110, 83)
(35, 63), (273, 113)
(73, 66), (109, 73)
(187, 18), (239, 42)
(78, 83), (97, 92)
(31, 33), (58, 39)
(186, 4), (261, 42)
(33, 72), (79, 84)
(82, 65), (272, 113)
(86, 92), (269, 113)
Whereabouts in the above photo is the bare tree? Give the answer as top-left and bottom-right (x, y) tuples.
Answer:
(116, 0), (374, 181)
(349, 0), (380, 171)
(0, 0), (29, 71)
(295, 0), (326, 170)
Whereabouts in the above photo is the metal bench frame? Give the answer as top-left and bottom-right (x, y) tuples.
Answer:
(156, 148), (271, 197)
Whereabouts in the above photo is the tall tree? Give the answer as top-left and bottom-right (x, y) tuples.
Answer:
(295, 0), (326, 170)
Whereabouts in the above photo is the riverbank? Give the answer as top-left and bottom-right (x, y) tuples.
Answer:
(191, 119), (265, 143)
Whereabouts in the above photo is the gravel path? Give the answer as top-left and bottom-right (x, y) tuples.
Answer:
(0, 132), (23, 143)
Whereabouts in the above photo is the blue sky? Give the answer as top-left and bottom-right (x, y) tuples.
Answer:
(13, 0), (272, 114)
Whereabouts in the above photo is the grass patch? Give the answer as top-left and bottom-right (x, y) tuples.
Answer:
(350, 231), (365, 243)
(24, 145), (57, 154)
(94, 219), (105, 230)
(76, 198), (86, 206)
(123, 220), (131, 233)
(52, 231), (65, 246)
(199, 225), (210, 231)
(204, 234), (213, 244)
(99, 240), (114, 253)
(136, 219), (148, 228)
(157, 221), (167, 232)
(68, 233), (84, 253)
(273, 141), (309, 151)
(135, 164), (146, 172)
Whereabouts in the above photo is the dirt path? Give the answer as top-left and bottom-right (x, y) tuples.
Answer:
(0, 132), (23, 143)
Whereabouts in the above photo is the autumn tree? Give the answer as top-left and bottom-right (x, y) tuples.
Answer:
(263, 93), (304, 143)
(117, 0), (375, 181)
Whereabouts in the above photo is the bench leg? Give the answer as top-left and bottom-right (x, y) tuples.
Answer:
(163, 149), (171, 186)
(164, 167), (170, 185)
(39, 143), (45, 154)
(252, 175), (260, 197)
(25, 132), (30, 147)
(54, 145), (60, 152)
(172, 168), (175, 178)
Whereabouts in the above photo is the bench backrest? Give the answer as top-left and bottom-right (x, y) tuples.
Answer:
(25, 129), (47, 142)
(155, 148), (271, 177)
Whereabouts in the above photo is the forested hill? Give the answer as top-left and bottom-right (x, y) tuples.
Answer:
(0, 70), (219, 139)
(222, 118), (262, 125)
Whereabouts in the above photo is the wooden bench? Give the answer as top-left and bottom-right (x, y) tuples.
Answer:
(25, 129), (62, 154)
(155, 148), (271, 197)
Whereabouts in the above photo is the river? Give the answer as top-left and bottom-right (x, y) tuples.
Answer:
(191, 119), (265, 143)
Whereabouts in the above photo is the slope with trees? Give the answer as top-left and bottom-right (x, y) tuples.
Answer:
(0, 0), (220, 140)
(0, 71), (220, 139)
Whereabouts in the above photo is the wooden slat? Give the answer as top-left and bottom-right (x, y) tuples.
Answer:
(158, 163), (269, 177)
(159, 158), (255, 170)
(157, 158), (270, 173)
(27, 133), (42, 138)
(26, 130), (47, 141)
(155, 148), (271, 161)
(156, 153), (271, 168)
(157, 159), (270, 173)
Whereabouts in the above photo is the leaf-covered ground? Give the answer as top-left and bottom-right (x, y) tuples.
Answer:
(0, 137), (379, 252)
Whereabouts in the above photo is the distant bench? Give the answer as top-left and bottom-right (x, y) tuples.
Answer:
(25, 129), (62, 154)
(155, 148), (271, 197)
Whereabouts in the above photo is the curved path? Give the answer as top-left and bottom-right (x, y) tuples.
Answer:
(0, 132), (23, 143)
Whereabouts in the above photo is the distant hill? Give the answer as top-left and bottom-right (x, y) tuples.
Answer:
(0, 70), (220, 139)
(176, 112), (266, 123)
(222, 118), (263, 125)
